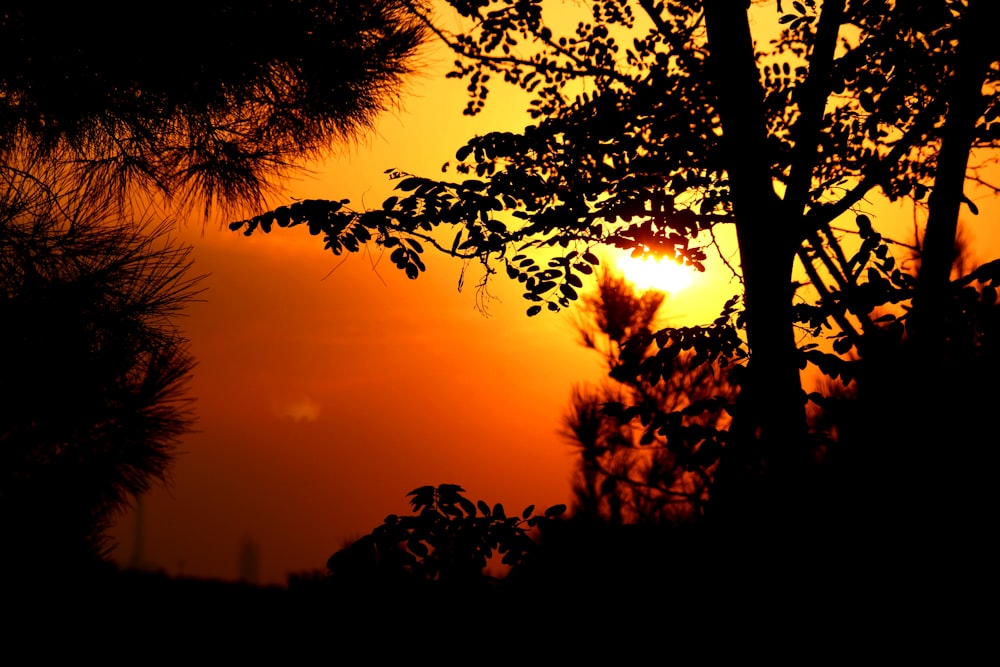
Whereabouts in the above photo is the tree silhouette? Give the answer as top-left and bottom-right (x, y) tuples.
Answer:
(0, 1), (428, 571)
(0, 168), (200, 570)
(809, 222), (1000, 560)
(564, 269), (735, 524)
(0, 0), (427, 212)
(233, 2), (1000, 525)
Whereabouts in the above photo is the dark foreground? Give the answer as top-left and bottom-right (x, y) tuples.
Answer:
(2, 523), (986, 661)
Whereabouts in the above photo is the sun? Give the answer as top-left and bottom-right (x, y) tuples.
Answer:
(613, 251), (698, 294)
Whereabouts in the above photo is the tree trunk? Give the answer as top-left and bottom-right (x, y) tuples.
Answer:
(702, 1), (809, 523)
(905, 0), (997, 584)
(914, 0), (995, 354)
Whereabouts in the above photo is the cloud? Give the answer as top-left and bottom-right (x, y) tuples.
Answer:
(273, 397), (321, 423)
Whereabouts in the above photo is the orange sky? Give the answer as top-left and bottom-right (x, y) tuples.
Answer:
(106, 12), (624, 583)
(106, 64), (737, 584)
(108, 2), (1000, 584)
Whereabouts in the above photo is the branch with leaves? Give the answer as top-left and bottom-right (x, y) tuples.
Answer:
(234, 1), (1000, 518)
(326, 484), (566, 587)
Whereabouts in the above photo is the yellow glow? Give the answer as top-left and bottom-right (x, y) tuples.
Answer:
(614, 252), (697, 294)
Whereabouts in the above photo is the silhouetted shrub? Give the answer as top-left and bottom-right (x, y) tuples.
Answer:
(327, 484), (566, 593)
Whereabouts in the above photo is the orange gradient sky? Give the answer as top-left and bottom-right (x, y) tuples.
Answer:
(108, 2), (1000, 584)
(107, 7), (741, 583)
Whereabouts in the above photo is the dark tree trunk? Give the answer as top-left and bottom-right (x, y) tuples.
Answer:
(914, 0), (995, 354)
(702, 1), (810, 523)
(904, 0), (997, 583)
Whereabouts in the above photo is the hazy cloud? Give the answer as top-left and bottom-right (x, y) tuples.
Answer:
(272, 396), (321, 423)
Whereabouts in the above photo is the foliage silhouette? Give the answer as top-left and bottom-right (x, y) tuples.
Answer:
(0, 0), (427, 212)
(564, 269), (736, 524)
(808, 226), (1000, 551)
(1, 1), (428, 571)
(0, 167), (201, 569)
(234, 2), (1000, 524)
(326, 484), (566, 589)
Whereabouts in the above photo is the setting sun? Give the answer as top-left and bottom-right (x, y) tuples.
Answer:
(613, 251), (699, 294)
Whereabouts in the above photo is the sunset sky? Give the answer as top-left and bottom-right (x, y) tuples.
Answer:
(106, 9), (736, 584)
(107, 2), (1000, 585)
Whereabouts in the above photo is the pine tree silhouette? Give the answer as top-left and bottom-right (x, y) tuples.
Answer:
(563, 269), (736, 525)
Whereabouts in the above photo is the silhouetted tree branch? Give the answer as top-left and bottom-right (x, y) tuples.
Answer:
(0, 0), (428, 213)
(235, 1), (1000, 528)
